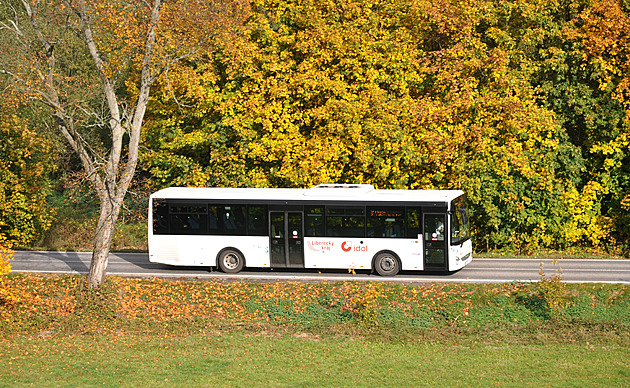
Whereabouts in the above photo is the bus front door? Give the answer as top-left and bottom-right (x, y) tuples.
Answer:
(270, 211), (305, 268)
(423, 213), (447, 271)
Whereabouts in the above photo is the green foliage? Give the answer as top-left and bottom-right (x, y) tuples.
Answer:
(245, 298), (354, 327)
(476, 0), (630, 252)
(467, 294), (533, 327)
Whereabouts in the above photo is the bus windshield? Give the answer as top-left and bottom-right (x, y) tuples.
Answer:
(450, 195), (470, 245)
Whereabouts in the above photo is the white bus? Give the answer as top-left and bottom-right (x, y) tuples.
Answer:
(148, 184), (472, 276)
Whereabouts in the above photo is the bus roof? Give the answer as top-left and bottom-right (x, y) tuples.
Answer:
(150, 184), (464, 204)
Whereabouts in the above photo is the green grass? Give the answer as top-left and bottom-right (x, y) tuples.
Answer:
(1, 334), (628, 387)
(2, 275), (629, 386)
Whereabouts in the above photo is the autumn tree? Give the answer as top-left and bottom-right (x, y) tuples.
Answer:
(573, 0), (630, 252)
(141, 0), (583, 253)
(0, 0), (248, 287)
(476, 0), (629, 250)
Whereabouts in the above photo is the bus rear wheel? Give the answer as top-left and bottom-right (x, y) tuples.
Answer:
(374, 252), (400, 276)
(218, 249), (244, 274)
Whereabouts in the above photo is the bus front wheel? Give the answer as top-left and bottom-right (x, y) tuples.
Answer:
(218, 249), (245, 274)
(373, 252), (400, 276)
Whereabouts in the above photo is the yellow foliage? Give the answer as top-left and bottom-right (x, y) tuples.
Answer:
(590, 132), (629, 171)
(0, 242), (18, 308)
(0, 98), (55, 247)
(0, 241), (12, 276)
(563, 181), (615, 246)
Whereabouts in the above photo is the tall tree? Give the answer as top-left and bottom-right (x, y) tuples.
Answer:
(575, 0), (630, 252)
(141, 0), (582, 253)
(0, 0), (248, 287)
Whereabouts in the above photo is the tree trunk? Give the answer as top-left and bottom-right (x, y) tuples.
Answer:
(87, 197), (122, 288)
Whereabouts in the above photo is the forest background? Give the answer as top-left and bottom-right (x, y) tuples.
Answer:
(1, 0), (629, 257)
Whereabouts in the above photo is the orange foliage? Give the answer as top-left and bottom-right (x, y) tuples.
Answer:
(578, 0), (630, 108)
(0, 274), (484, 332)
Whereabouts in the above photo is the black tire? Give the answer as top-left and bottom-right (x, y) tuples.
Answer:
(373, 252), (400, 276)
(218, 249), (245, 274)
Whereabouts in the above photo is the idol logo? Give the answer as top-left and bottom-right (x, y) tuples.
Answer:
(341, 241), (368, 252)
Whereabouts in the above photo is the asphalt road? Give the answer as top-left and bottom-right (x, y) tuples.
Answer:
(10, 250), (630, 284)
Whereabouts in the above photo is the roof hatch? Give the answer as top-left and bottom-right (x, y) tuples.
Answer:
(304, 184), (375, 197)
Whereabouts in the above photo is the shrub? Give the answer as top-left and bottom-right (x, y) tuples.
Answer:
(0, 240), (11, 276)
(0, 242), (16, 307)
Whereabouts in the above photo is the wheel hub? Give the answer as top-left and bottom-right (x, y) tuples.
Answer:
(381, 257), (395, 271)
(225, 254), (238, 269)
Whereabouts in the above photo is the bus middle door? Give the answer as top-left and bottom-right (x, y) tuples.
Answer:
(270, 211), (305, 268)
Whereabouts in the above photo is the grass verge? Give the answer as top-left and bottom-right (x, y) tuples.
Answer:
(1, 274), (628, 386)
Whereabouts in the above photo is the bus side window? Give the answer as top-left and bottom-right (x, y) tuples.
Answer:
(169, 204), (208, 235)
(153, 199), (169, 234)
(367, 207), (404, 238)
(305, 206), (325, 237)
(248, 205), (268, 236)
(170, 214), (187, 232)
(326, 216), (343, 236)
(220, 205), (246, 235)
(326, 207), (365, 237)
(343, 216), (365, 237)
(406, 208), (422, 238)
(208, 206), (219, 234)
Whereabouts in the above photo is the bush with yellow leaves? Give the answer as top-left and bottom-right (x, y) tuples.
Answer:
(0, 239), (16, 307)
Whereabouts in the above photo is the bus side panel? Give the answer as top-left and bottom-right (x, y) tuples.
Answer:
(400, 239), (424, 271)
(303, 238), (423, 271)
(448, 239), (473, 271)
(148, 235), (270, 268)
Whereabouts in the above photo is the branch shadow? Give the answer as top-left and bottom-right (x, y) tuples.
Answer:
(31, 251), (90, 274)
(112, 252), (211, 273)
